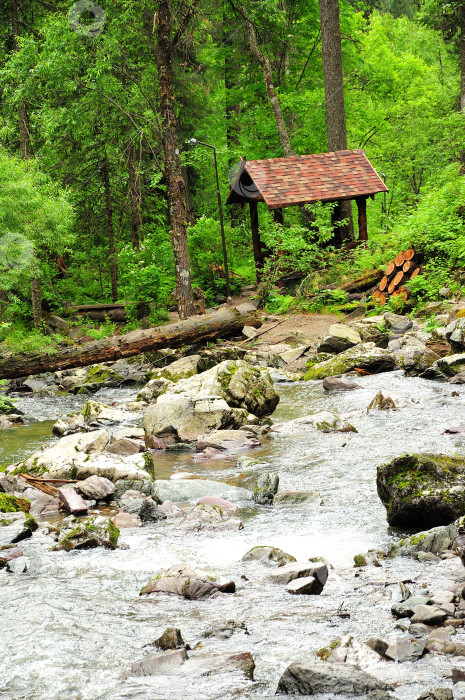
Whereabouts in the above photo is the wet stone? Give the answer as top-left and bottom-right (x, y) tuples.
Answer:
(152, 627), (186, 651)
(201, 620), (248, 639)
(410, 605), (448, 626)
(242, 546), (296, 567)
(385, 637), (426, 662)
(131, 649), (188, 676)
(391, 596), (429, 618)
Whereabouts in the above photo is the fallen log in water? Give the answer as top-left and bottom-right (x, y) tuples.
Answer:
(0, 303), (261, 380)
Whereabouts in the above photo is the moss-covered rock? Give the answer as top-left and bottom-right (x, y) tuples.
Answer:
(0, 493), (31, 513)
(51, 515), (119, 551)
(377, 453), (465, 528)
(84, 365), (124, 385)
(303, 342), (395, 380)
(388, 524), (456, 559)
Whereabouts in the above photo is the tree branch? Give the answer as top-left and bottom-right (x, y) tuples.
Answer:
(172, 0), (201, 48)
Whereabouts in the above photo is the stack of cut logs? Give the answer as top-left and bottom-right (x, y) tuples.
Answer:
(372, 248), (421, 306)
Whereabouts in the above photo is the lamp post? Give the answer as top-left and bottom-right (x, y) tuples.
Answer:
(188, 138), (231, 297)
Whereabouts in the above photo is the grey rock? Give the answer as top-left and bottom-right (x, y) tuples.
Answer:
(152, 627), (186, 651)
(114, 479), (155, 500)
(384, 312), (413, 337)
(391, 596), (430, 618)
(276, 660), (393, 697)
(178, 503), (243, 532)
(318, 324), (362, 354)
(286, 575), (321, 595)
(131, 648), (188, 676)
(77, 475), (115, 501)
(304, 342), (395, 380)
(410, 605), (448, 625)
(242, 546), (296, 566)
(253, 473), (279, 505)
(388, 524), (456, 558)
(416, 690), (453, 700)
(151, 479), (250, 504)
(269, 562), (328, 591)
(365, 638), (389, 660)
(322, 376), (361, 392)
(201, 620), (248, 639)
(106, 438), (142, 456)
(385, 637), (425, 662)
(139, 565), (235, 599)
(273, 490), (322, 505)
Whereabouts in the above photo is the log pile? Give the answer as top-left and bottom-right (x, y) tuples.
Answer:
(372, 248), (421, 306)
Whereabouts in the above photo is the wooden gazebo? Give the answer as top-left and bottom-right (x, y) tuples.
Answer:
(226, 148), (388, 274)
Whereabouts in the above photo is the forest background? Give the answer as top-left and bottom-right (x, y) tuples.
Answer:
(0, 0), (464, 352)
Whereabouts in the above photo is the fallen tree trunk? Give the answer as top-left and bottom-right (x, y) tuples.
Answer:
(338, 269), (383, 293)
(0, 303), (261, 380)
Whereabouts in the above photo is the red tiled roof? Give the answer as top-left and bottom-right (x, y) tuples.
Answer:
(226, 149), (388, 208)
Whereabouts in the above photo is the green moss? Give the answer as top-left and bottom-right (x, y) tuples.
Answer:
(107, 519), (120, 548)
(143, 452), (155, 480)
(12, 458), (47, 477)
(353, 554), (367, 567)
(68, 465), (78, 480)
(0, 494), (30, 513)
(84, 366), (124, 384)
(25, 515), (38, 531)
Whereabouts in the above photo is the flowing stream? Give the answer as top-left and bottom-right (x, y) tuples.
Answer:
(2, 372), (465, 699)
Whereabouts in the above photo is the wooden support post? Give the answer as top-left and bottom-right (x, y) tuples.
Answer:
(356, 196), (368, 242)
(272, 208), (284, 225)
(249, 201), (263, 280)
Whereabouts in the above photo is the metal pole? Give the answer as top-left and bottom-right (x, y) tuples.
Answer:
(212, 147), (231, 297)
(194, 140), (231, 297)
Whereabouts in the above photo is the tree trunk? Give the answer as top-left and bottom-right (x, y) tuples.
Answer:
(224, 18), (242, 227)
(101, 157), (118, 302)
(461, 3), (465, 172)
(0, 303), (261, 379)
(243, 17), (294, 157)
(31, 277), (41, 329)
(156, 0), (195, 319)
(319, 0), (353, 241)
(127, 141), (141, 250)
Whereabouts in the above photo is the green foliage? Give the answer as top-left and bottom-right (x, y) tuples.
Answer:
(0, 321), (62, 354)
(0, 380), (12, 414)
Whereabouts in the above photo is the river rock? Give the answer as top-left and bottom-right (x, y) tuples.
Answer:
(178, 503), (243, 531)
(131, 648), (188, 675)
(114, 479), (155, 500)
(112, 511), (141, 527)
(182, 651), (255, 679)
(151, 354), (201, 382)
(158, 500), (181, 517)
(287, 576), (322, 595)
(273, 490), (322, 505)
(139, 565), (236, 599)
(137, 377), (174, 404)
(318, 324), (362, 354)
(167, 360), (279, 417)
(143, 394), (237, 444)
(388, 524), (456, 558)
(323, 376), (361, 391)
(328, 636), (384, 667)
(201, 620), (248, 639)
(196, 429), (260, 452)
(197, 346), (246, 372)
(58, 487), (88, 515)
(391, 596), (430, 618)
(303, 342), (395, 380)
(377, 453), (465, 528)
(0, 546), (23, 566)
(77, 475), (115, 501)
(385, 638), (425, 662)
(416, 690), (453, 700)
(367, 391), (396, 412)
(151, 479), (251, 504)
(51, 515), (119, 551)
(384, 312), (413, 337)
(152, 627), (186, 651)
(274, 411), (356, 434)
(242, 546), (296, 566)
(22, 430), (109, 476)
(133, 499), (166, 523)
(0, 512), (36, 546)
(269, 562), (328, 591)
(196, 495), (238, 512)
(276, 660), (393, 697)
(23, 489), (60, 516)
(410, 605), (448, 625)
(253, 473), (279, 505)
(106, 438), (142, 456)
(446, 318), (465, 350)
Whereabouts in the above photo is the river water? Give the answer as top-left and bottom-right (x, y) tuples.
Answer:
(2, 372), (465, 699)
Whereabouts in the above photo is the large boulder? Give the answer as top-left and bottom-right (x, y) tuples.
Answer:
(139, 565), (236, 599)
(178, 503), (243, 531)
(276, 660), (393, 697)
(168, 360), (279, 417)
(22, 430), (109, 476)
(318, 324), (362, 354)
(143, 394), (239, 443)
(303, 343), (395, 380)
(377, 453), (465, 528)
